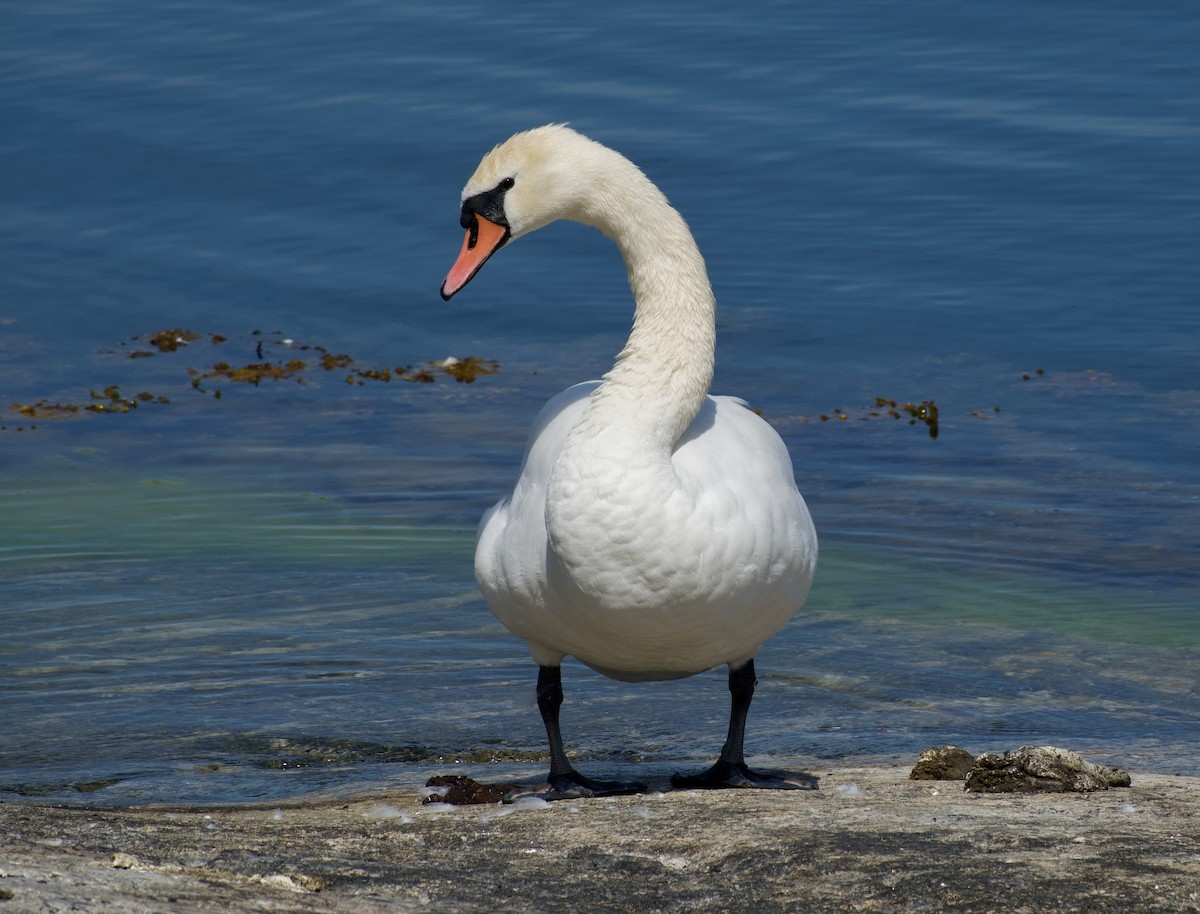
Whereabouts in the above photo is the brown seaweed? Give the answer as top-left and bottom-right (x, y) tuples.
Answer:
(4, 329), (504, 430)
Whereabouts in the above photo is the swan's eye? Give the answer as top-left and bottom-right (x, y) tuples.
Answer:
(498, 177), (515, 191)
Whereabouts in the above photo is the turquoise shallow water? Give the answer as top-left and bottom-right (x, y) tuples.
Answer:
(1, 0), (1197, 803)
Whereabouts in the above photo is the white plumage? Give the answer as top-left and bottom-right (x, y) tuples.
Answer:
(441, 125), (818, 799)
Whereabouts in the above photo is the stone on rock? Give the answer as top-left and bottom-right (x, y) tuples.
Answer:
(910, 745), (977, 781)
(964, 745), (1131, 793)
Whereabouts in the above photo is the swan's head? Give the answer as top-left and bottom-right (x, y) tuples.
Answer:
(440, 124), (615, 300)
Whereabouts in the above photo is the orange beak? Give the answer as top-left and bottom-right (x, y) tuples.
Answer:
(440, 214), (509, 300)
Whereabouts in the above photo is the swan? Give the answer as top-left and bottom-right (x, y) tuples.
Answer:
(440, 125), (818, 800)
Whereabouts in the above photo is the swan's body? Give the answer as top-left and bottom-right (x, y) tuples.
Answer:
(441, 125), (817, 799)
(475, 381), (814, 682)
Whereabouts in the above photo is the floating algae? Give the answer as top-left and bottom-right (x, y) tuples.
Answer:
(86, 385), (170, 413)
(8, 386), (169, 422)
(801, 397), (940, 439)
(189, 358), (310, 392)
(184, 333), (500, 393)
(4, 328), (503, 430)
(145, 328), (203, 352)
(438, 356), (501, 383)
(7, 327), (1015, 440)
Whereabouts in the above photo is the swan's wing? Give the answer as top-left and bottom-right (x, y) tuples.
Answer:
(477, 381), (599, 541)
(514, 381), (600, 486)
(475, 381), (599, 626)
(671, 394), (817, 604)
(674, 395), (802, 494)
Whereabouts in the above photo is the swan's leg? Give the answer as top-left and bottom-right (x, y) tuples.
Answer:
(671, 659), (818, 790)
(504, 665), (647, 803)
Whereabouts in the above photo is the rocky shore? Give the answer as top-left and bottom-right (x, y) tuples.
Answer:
(2, 765), (1197, 913)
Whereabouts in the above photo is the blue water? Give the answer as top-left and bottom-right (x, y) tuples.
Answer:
(1, 1), (1197, 805)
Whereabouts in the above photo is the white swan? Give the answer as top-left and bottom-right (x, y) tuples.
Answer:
(441, 125), (818, 800)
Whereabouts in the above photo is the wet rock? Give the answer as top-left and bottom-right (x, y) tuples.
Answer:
(910, 745), (977, 781)
(4, 767), (1200, 914)
(425, 774), (515, 805)
(965, 745), (1132, 793)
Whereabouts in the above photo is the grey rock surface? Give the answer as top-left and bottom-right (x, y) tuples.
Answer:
(1, 766), (1195, 913)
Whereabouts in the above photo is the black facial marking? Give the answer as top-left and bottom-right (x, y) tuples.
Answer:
(459, 177), (515, 230)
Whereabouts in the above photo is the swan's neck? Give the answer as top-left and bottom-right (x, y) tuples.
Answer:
(578, 157), (716, 449)
(543, 143), (718, 593)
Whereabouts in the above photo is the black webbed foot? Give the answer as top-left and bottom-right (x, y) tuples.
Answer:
(671, 760), (818, 791)
(504, 771), (647, 803)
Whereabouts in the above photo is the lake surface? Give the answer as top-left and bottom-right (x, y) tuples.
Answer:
(1, 0), (1197, 805)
